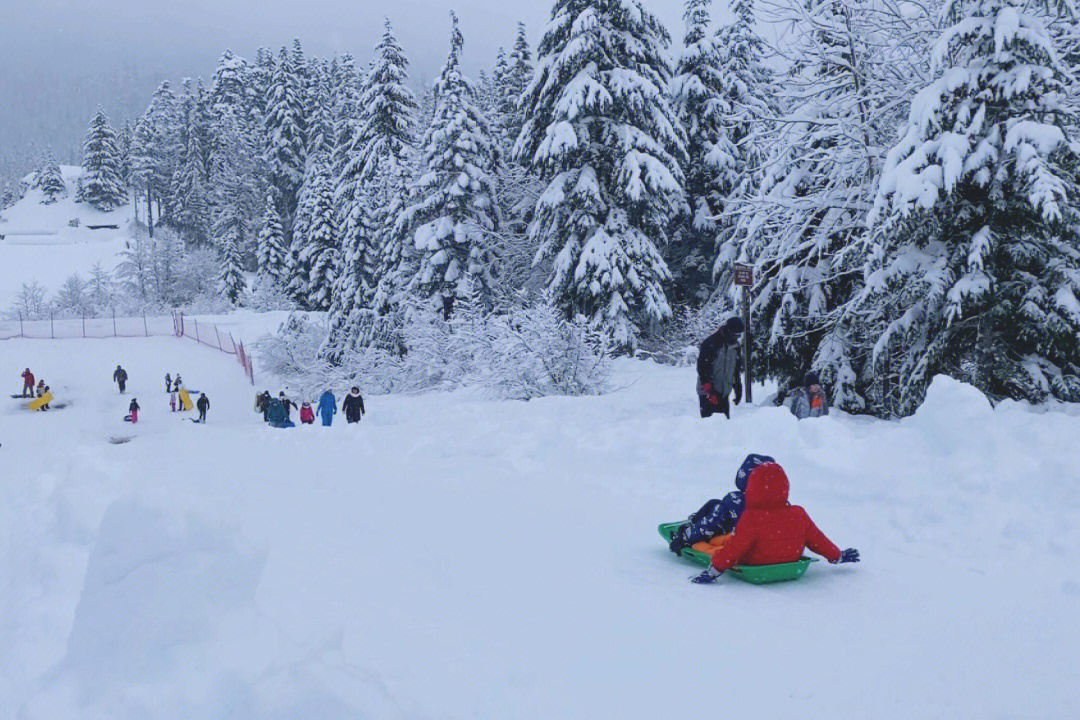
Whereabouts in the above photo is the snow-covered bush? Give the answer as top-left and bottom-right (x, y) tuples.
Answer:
(258, 300), (613, 400)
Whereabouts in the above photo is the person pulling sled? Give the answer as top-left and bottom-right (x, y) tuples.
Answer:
(126, 397), (140, 423)
(697, 317), (744, 419)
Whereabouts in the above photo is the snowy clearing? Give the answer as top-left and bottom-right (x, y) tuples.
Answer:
(0, 166), (132, 307)
(1, 336), (1079, 719)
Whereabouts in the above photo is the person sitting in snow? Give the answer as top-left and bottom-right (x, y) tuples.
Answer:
(697, 317), (744, 419)
(299, 401), (314, 425)
(669, 454), (774, 556)
(790, 371), (829, 419)
(690, 460), (860, 584)
(21, 368), (35, 398)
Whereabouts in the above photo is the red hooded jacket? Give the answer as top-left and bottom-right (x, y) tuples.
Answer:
(22, 370), (34, 387)
(709, 462), (841, 571)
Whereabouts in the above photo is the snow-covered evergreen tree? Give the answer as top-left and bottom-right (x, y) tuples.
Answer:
(142, 81), (180, 226)
(118, 120), (133, 191)
(36, 146), (65, 204)
(717, 0), (934, 404)
(256, 190), (289, 284)
(501, 22), (533, 146)
(218, 227), (246, 304)
(516, 0), (687, 347)
(668, 0), (729, 302)
(264, 46), (307, 235)
(857, 0), (1080, 415)
(76, 106), (126, 210)
(395, 13), (501, 312)
(169, 80), (211, 244)
(294, 159), (338, 310)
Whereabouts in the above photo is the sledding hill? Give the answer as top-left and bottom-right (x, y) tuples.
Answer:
(0, 165), (132, 307)
(1, 333), (1079, 719)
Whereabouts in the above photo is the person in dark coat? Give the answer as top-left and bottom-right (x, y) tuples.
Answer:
(113, 365), (128, 394)
(317, 390), (336, 426)
(790, 371), (830, 419)
(255, 391), (270, 420)
(165, 373), (172, 393)
(697, 317), (744, 419)
(691, 461), (860, 584)
(173, 374), (183, 392)
(342, 387), (365, 424)
(21, 368), (35, 397)
(668, 454), (774, 556)
(196, 393), (209, 423)
(127, 397), (140, 423)
(279, 391), (295, 419)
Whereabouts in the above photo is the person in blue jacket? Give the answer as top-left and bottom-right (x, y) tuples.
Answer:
(668, 453), (775, 555)
(317, 390), (337, 426)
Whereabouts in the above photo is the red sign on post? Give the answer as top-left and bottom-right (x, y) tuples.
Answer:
(733, 264), (754, 287)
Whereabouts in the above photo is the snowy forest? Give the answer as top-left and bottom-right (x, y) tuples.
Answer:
(5, 0), (1080, 417)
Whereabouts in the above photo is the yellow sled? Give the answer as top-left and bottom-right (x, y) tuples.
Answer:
(179, 388), (194, 411)
(28, 391), (53, 410)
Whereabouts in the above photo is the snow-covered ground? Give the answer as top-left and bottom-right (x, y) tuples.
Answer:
(0, 166), (132, 307)
(2, 334), (1079, 719)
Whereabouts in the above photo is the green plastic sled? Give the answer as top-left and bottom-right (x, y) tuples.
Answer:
(658, 522), (818, 583)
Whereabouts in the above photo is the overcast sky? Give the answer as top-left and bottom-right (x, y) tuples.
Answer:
(3, 0), (694, 88)
(0, 0), (705, 174)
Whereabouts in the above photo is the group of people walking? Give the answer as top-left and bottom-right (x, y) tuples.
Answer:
(255, 387), (365, 429)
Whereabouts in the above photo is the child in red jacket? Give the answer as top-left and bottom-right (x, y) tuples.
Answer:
(299, 401), (315, 425)
(691, 461), (859, 583)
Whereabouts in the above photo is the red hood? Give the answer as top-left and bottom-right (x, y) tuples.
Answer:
(744, 463), (790, 509)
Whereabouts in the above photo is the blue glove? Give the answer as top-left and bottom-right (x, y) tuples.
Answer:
(690, 566), (723, 584)
(832, 548), (860, 564)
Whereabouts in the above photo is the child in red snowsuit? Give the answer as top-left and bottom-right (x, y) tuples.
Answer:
(299, 402), (314, 424)
(691, 461), (859, 583)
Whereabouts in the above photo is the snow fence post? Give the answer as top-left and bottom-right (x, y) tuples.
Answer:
(82, 315), (86, 338)
(143, 313), (149, 337)
(50, 312), (54, 339)
(112, 309), (117, 337)
(194, 318), (200, 344)
(18, 312), (23, 338)
(214, 325), (222, 350)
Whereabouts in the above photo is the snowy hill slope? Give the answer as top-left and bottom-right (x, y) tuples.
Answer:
(0, 166), (133, 307)
(1, 336), (1079, 719)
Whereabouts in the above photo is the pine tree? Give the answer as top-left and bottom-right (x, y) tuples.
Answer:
(118, 120), (133, 190)
(37, 146), (66, 204)
(501, 22), (533, 145)
(256, 190), (289, 283)
(218, 228), (246, 304)
(169, 80), (211, 244)
(857, 0), (1080, 415)
(264, 46), (307, 236)
(718, 0), (932, 404)
(143, 81), (180, 227)
(324, 20), (419, 357)
(211, 49), (248, 114)
(295, 160), (338, 310)
(76, 106), (127, 210)
(668, 0), (728, 303)
(516, 0), (687, 347)
(395, 13), (501, 312)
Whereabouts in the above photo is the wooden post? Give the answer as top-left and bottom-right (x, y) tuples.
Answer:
(143, 313), (149, 337)
(18, 312), (23, 337)
(742, 286), (752, 404)
(112, 308), (117, 337)
(82, 315), (86, 338)
(733, 264), (754, 404)
(50, 312), (54, 339)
